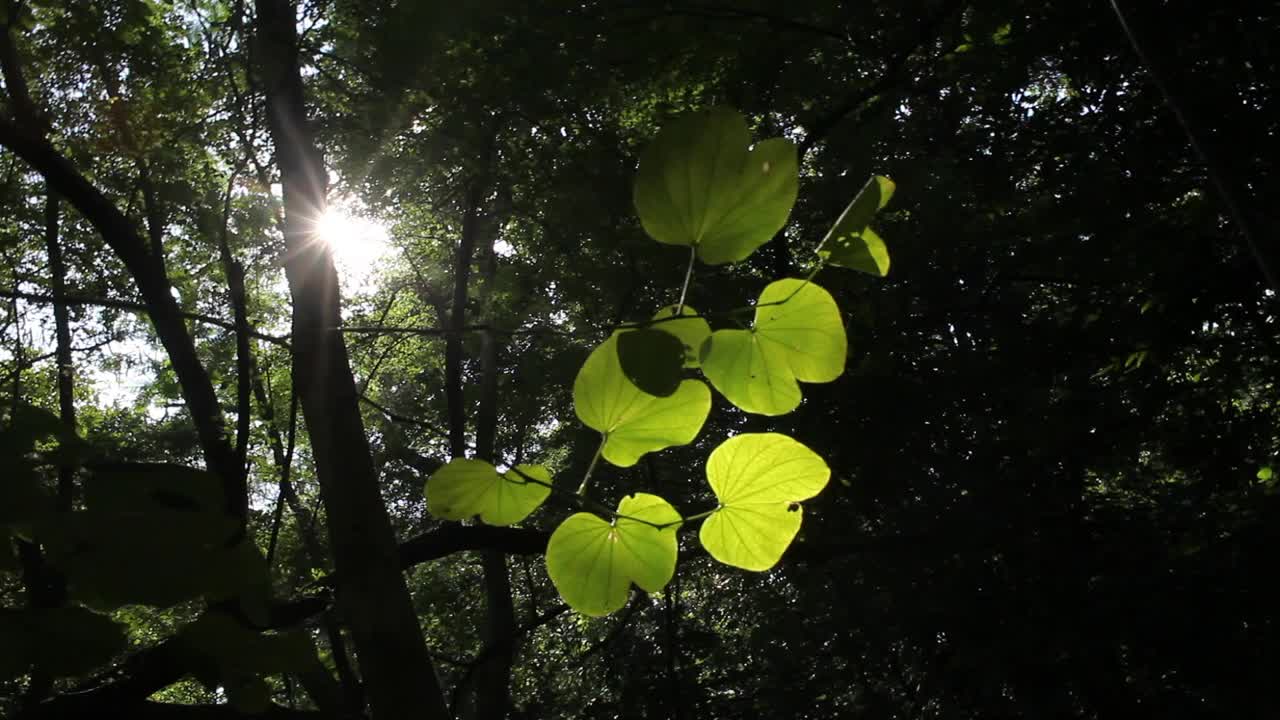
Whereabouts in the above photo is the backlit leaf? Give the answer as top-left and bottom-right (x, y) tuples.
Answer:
(820, 227), (890, 276)
(700, 279), (846, 415)
(426, 459), (552, 526)
(633, 107), (798, 265)
(699, 433), (830, 570)
(816, 175), (895, 276)
(546, 493), (681, 616)
(574, 334), (711, 466)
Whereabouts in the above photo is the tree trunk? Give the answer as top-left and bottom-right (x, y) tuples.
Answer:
(441, 155), (517, 719)
(473, 248), (516, 720)
(252, 2), (447, 718)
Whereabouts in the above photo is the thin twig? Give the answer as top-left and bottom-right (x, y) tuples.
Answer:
(1108, 0), (1277, 292)
(338, 323), (569, 338)
(0, 289), (290, 346)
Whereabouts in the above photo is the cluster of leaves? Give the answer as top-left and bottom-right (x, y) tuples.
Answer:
(0, 405), (312, 708)
(424, 107), (895, 615)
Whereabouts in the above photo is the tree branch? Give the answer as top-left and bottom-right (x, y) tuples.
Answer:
(1107, 0), (1278, 292)
(398, 525), (550, 570)
(339, 323), (569, 338)
(216, 167), (253, 483)
(0, 289), (290, 346)
(0, 24), (244, 517)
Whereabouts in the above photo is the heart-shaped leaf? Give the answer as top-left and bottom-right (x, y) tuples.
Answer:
(698, 433), (830, 570)
(0, 466), (48, 526)
(177, 611), (317, 676)
(650, 305), (712, 368)
(425, 459), (551, 526)
(574, 334), (711, 466)
(18, 602), (126, 676)
(633, 107), (798, 265)
(616, 328), (685, 397)
(83, 463), (225, 514)
(820, 227), (890, 276)
(817, 175), (895, 276)
(546, 493), (681, 616)
(700, 279), (846, 415)
(40, 512), (257, 609)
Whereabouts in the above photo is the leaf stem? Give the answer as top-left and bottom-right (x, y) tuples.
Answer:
(675, 245), (697, 315)
(674, 507), (718, 525)
(722, 262), (829, 318)
(576, 435), (607, 495)
(504, 464), (716, 531)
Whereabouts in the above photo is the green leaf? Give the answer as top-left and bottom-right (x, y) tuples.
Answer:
(633, 107), (798, 265)
(546, 493), (681, 616)
(26, 606), (127, 677)
(0, 402), (86, 470)
(816, 175), (895, 276)
(0, 464), (49, 526)
(616, 328), (685, 397)
(4, 402), (64, 442)
(40, 513), (256, 608)
(45, 465), (251, 606)
(178, 612), (316, 676)
(425, 459), (552, 526)
(651, 305), (712, 368)
(700, 280), (847, 415)
(1258, 466), (1274, 482)
(827, 175), (895, 237)
(820, 227), (890, 276)
(574, 334), (711, 466)
(699, 433), (830, 571)
(83, 463), (225, 515)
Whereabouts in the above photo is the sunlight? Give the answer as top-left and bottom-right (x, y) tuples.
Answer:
(313, 199), (395, 291)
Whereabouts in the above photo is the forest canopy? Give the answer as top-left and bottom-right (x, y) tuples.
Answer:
(1, 1), (1278, 719)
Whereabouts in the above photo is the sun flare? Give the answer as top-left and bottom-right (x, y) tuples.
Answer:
(313, 201), (394, 284)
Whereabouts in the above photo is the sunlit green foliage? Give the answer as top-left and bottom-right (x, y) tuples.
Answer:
(572, 334), (712, 468)
(545, 493), (681, 616)
(426, 459), (551, 526)
(424, 108), (882, 613)
(633, 107), (799, 265)
(701, 279), (848, 416)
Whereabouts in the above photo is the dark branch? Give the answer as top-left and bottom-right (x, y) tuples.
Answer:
(358, 392), (453, 443)
(0, 289), (290, 347)
(398, 525), (550, 569)
(339, 323), (569, 338)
